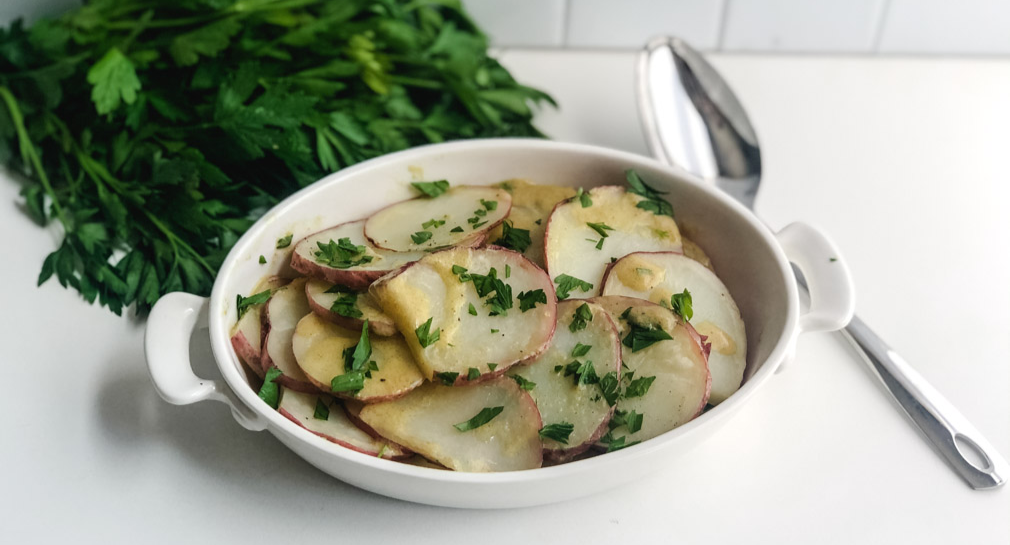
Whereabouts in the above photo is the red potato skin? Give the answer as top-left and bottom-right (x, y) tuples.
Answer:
(368, 245), (558, 385)
(278, 406), (412, 461)
(598, 250), (686, 294)
(260, 287), (324, 395)
(304, 282), (399, 337)
(362, 187), (512, 252)
(342, 401), (414, 457)
(230, 331), (265, 379)
(588, 295), (713, 423)
(544, 308), (622, 463)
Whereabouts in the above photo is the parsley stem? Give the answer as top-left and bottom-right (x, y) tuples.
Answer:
(0, 86), (69, 228)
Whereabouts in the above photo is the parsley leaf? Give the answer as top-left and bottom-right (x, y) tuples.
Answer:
(236, 290), (270, 319)
(539, 422), (574, 444)
(258, 367), (283, 409)
(517, 289), (547, 312)
(625, 410), (644, 433)
(571, 343), (592, 357)
(421, 218), (446, 229)
(435, 371), (459, 386)
(670, 289), (693, 321)
(313, 398), (330, 420)
(450, 226), (464, 233)
(554, 274), (593, 300)
(415, 317), (440, 348)
(624, 376), (657, 398)
(493, 220), (532, 253)
(468, 303), (478, 316)
(586, 221), (614, 239)
(598, 371), (620, 406)
(621, 317), (673, 352)
(467, 367), (480, 381)
(480, 198), (498, 211)
(86, 48), (141, 115)
(511, 374), (536, 391)
(453, 406), (504, 432)
(258, 255), (266, 264)
(411, 180), (450, 198)
(625, 170), (674, 217)
(605, 435), (640, 452)
(330, 292), (363, 319)
(576, 187), (592, 208)
(410, 230), (433, 244)
(315, 238), (373, 269)
(569, 302), (593, 332)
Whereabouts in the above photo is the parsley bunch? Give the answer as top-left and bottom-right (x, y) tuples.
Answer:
(0, 0), (554, 314)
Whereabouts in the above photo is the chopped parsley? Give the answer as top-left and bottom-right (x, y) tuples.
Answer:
(539, 422), (575, 444)
(598, 371), (620, 406)
(670, 289), (693, 321)
(625, 169), (674, 217)
(313, 398), (330, 420)
(467, 367), (481, 381)
(625, 410), (644, 433)
(586, 221), (614, 239)
(576, 187), (592, 208)
(560, 359), (598, 385)
(376, 444), (388, 459)
(410, 230), (434, 244)
(331, 321), (377, 394)
(469, 267), (513, 316)
(480, 198), (498, 211)
(258, 367), (283, 409)
(411, 180), (450, 198)
(421, 218), (446, 229)
(453, 406), (505, 432)
(830, 257), (838, 263)
(571, 343), (592, 357)
(493, 220), (532, 253)
(276, 234), (293, 249)
(505, 264), (511, 278)
(490, 328), (499, 334)
(605, 435), (640, 452)
(435, 372), (459, 386)
(258, 255), (266, 264)
(569, 302), (593, 332)
(330, 292), (363, 319)
(624, 376), (657, 398)
(471, 220), (488, 229)
(554, 274), (593, 300)
(635, 267), (652, 275)
(451, 264), (471, 281)
(621, 317), (673, 352)
(236, 290), (271, 319)
(468, 303), (478, 316)
(511, 374), (536, 391)
(517, 289), (547, 312)
(415, 317), (440, 348)
(331, 371), (365, 393)
(314, 238), (373, 269)
(450, 226), (464, 233)
(487, 363), (498, 371)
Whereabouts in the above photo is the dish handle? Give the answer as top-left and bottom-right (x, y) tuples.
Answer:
(145, 292), (268, 432)
(775, 222), (856, 334)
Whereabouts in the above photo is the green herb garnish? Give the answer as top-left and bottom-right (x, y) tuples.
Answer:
(258, 367), (283, 409)
(331, 372), (365, 393)
(450, 226), (464, 233)
(517, 289), (547, 312)
(330, 292), (363, 319)
(625, 410), (644, 433)
(313, 398), (330, 421)
(511, 374), (536, 391)
(586, 222), (614, 239)
(624, 376), (657, 398)
(480, 199), (498, 211)
(435, 372), (459, 386)
(598, 371), (620, 406)
(411, 180), (450, 198)
(576, 187), (592, 208)
(411, 231), (434, 244)
(276, 234), (293, 249)
(487, 363), (498, 371)
(554, 274), (593, 300)
(236, 290), (270, 319)
(467, 367), (480, 381)
(625, 170), (674, 217)
(468, 303), (478, 316)
(453, 406), (504, 432)
(670, 289), (693, 321)
(571, 343), (592, 357)
(415, 317), (440, 348)
(605, 435), (640, 452)
(539, 422), (574, 444)
(315, 238), (373, 269)
(493, 220), (532, 253)
(258, 255), (266, 264)
(569, 302), (593, 332)
(421, 218), (446, 230)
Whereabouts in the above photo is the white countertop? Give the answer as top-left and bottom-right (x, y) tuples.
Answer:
(4, 51), (1008, 544)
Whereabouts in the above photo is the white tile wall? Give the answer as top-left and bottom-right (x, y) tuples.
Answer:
(720, 0), (888, 53)
(3, 0), (1010, 55)
(878, 0), (1010, 55)
(566, 0), (726, 49)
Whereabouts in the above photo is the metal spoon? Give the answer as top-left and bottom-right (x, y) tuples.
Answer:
(637, 35), (1007, 490)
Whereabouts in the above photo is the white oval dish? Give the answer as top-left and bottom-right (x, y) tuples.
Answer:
(144, 139), (855, 508)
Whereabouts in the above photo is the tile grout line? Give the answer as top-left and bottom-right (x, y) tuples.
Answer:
(560, 0), (571, 48)
(715, 0), (732, 51)
(870, 0), (892, 53)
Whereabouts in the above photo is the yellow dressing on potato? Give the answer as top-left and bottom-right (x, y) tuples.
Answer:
(613, 254), (666, 292)
(694, 320), (737, 356)
(570, 191), (682, 245)
(649, 288), (674, 307)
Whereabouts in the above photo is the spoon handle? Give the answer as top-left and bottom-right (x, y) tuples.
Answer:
(794, 273), (1007, 489)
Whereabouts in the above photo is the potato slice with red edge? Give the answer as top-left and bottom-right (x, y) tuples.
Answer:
(486, 179), (576, 268)
(544, 186), (683, 297)
(261, 278), (319, 393)
(508, 300), (621, 462)
(369, 246), (557, 384)
(602, 252), (746, 404)
(365, 186), (511, 252)
(278, 390), (409, 460)
(589, 296), (710, 448)
(304, 278), (397, 337)
(230, 276), (288, 377)
(291, 313), (424, 403)
(357, 378), (543, 472)
(290, 220), (426, 290)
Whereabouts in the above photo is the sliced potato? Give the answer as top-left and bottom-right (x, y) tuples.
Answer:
(364, 186), (511, 252)
(230, 276), (288, 377)
(544, 186), (683, 297)
(290, 220), (426, 290)
(262, 278), (319, 393)
(305, 278), (397, 336)
(291, 313), (424, 403)
(487, 179), (576, 267)
(369, 246), (557, 383)
(590, 296), (710, 446)
(357, 378), (543, 472)
(508, 300), (621, 462)
(278, 390), (409, 460)
(601, 252), (745, 404)
(681, 236), (713, 271)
